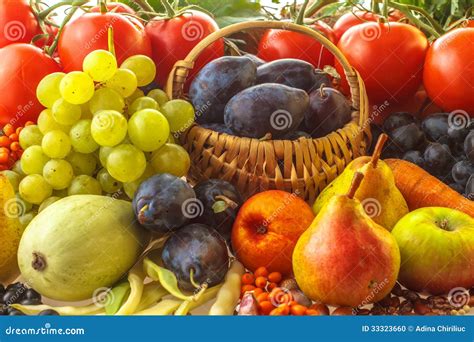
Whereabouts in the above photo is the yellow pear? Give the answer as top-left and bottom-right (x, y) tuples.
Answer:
(313, 134), (408, 231)
(0, 173), (22, 284)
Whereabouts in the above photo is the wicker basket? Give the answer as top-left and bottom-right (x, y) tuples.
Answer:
(165, 21), (371, 203)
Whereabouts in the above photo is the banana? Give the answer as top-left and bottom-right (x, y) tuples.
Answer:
(11, 303), (104, 316)
(136, 283), (168, 312)
(209, 260), (245, 315)
(134, 299), (182, 315)
(0, 174), (22, 284)
(115, 265), (145, 315)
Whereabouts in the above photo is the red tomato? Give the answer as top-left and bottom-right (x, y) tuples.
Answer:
(333, 10), (404, 42)
(0, 44), (61, 127)
(257, 21), (335, 69)
(423, 28), (474, 114)
(90, 2), (135, 14)
(145, 10), (224, 89)
(58, 12), (152, 72)
(33, 24), (58, 48)
(335, 22), (428, 105)
(0, 0), (39, 48)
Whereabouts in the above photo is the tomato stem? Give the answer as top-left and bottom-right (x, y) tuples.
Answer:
(295, 0), (310, 25)
(304, 0), (338, 18)
(371, 0), (380, 14)
(159, 0), (176, 17)
(38, 0), (88, 19)
(388, 1), (442, 37)
(133, 0), (155, 13)
(46, 4), (82, 57)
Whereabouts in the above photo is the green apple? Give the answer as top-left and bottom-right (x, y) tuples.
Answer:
(392, 207), (474, 294)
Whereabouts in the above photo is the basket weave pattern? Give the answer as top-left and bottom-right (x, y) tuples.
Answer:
(166, 21), (371, 202)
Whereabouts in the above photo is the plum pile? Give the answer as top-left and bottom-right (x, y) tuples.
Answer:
(189, 56), (352, 140)
(373, 112), (473, 197)
(0, 282), (58, 316)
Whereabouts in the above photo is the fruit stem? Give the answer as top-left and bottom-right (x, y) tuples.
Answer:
(46, 4), (82, 56)
(439, 219), (450, 231)
(38, 0), (88, 19)
(189, 268), (201, 290)
(32, 252), (47, 271)
(134, 0), (155, 13)
(304, 0), (338, 18)
(387, 1), (441, 37)
(108, 27), (116, 57)
(371, 133), (388, 168)
(138, 204), (149, 224)
(347, 172), (364, 199)
(295, 0), (311, 25)
(319, 83), (327, 98)
(214, 195), (238, 211)
(159, 0), (176, 17)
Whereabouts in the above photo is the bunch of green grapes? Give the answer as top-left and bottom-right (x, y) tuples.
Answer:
(12, 49), (195, 220)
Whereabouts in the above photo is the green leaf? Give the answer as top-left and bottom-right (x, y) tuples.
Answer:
(104, 282), (131, 315)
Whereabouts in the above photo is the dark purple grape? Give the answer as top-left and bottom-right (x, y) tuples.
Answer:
(452, 160), (474, 186)
(243, 54), (266, 67)
(256, 59), (330, 92)
(24, 288), (41, 302)
(449, 183), (464, 193)
(19, 297), (41, 305)
(189, 56), (257, 124)
(192, 179), (242, 243)
(162, 224), (229, 291)
(3, 290), (20, 305)
(423, 143), (453, 176)
(0, 304), (7, 315)
(403, 150), (424, 168)
(421, 113), (449, 143)
(133, 174), (196, 233)
(224, 84), (308, 139)
(390, 123), (425, 152)
(448, 125), (470, 146)
(466, 175), (474, 198)
(465, 130), (474, 163)
(304, 86), (352, 138)
(38, 309), (60, 316)
(200, 123), (234, 135)
(7, 308), (25, 316)
(383, 112), (415, 132)
(283, 130), (312, 140)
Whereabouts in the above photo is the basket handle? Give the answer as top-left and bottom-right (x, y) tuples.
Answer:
(165, 20), (359, 103)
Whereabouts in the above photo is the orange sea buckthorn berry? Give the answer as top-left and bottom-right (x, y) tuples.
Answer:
(241, 273), (255, 285)
(255, 276), (267, 289)
(3, 124), (14, 136)
(241, 284), (255, 295)
(8, 133), (18, 142)
(268, 272), (282, 284)
(10, 142), (20, 152)
(259, 301), (274, 315)
(267, 282), (278, 291)
(254, 266), (269, 278)
(257, 293), (270, 303)
(253, 288), (264, 296)
(291, 304), (307, 316)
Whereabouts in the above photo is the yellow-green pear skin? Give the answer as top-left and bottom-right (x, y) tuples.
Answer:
(313, 156), (408, 231)
(294, 194), (400, 307)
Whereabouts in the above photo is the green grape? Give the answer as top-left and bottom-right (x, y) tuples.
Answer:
(105, 68), (137, 97)
(19, 211), (36, 228)
(83, 49), (117, 82)
(106, 144), (146, 183)
(38, 196), (61, 213)
(126, 88), (144, 105)
(52, 98), (82, 125)
(68, 175), (102, 196)
(150, 143), (190, 178)
(12, 161), (26, 178)
(19, 125), (43, 149)
(167, 134), (176, 144)
(36, 72), (65, 108)
(60, 71), (95, 105)
(43, 159), (74, 190)
(53, 188), (68, 197)
(19, 174), (52, 205)
(21, 146), (49, 175)
(97, 168), (122, 193)
(80, 102), (93, 120)
(0, 170), (21, 191)
(123, 163), (155, 199)
(128, 109), (169, 152)
(98, 146), (113, 167)
(121, 55), (156, 87)
(42, 130), (71, 159)
(70, 120), (99, 153)
(129, 96), (159, 114)
(66, 151), (97, 176)
(89, 87), (125, 114)
(37, 109), (71, 134)
(147, 89), (169, 107)
(91, 110), (128, 147)
(161, 99), (195, 134)
(16, 193), (32, 213)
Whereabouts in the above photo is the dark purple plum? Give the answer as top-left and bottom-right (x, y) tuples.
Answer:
(403, 150), (424, 168)
(452, 160), (474, 186)
(423, 143), (453, 176)
(244, 54), (266, 67)
(304, 86), (352, 138)
(465, 130), (474, 163)
(192, 179), (242, 243)
(200, 123), (234, 135)
(389, 123), (425, 152)
(189, 56), (257, 124)
(133, 174), (196, 233)
(224, 84), (308, 139)
(162, 224), (230, 291)
(382, 112), (415, 132)
(421, 113), (449, 143)
(449, 182), (465, 193)
(256, 58), (330, 92)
